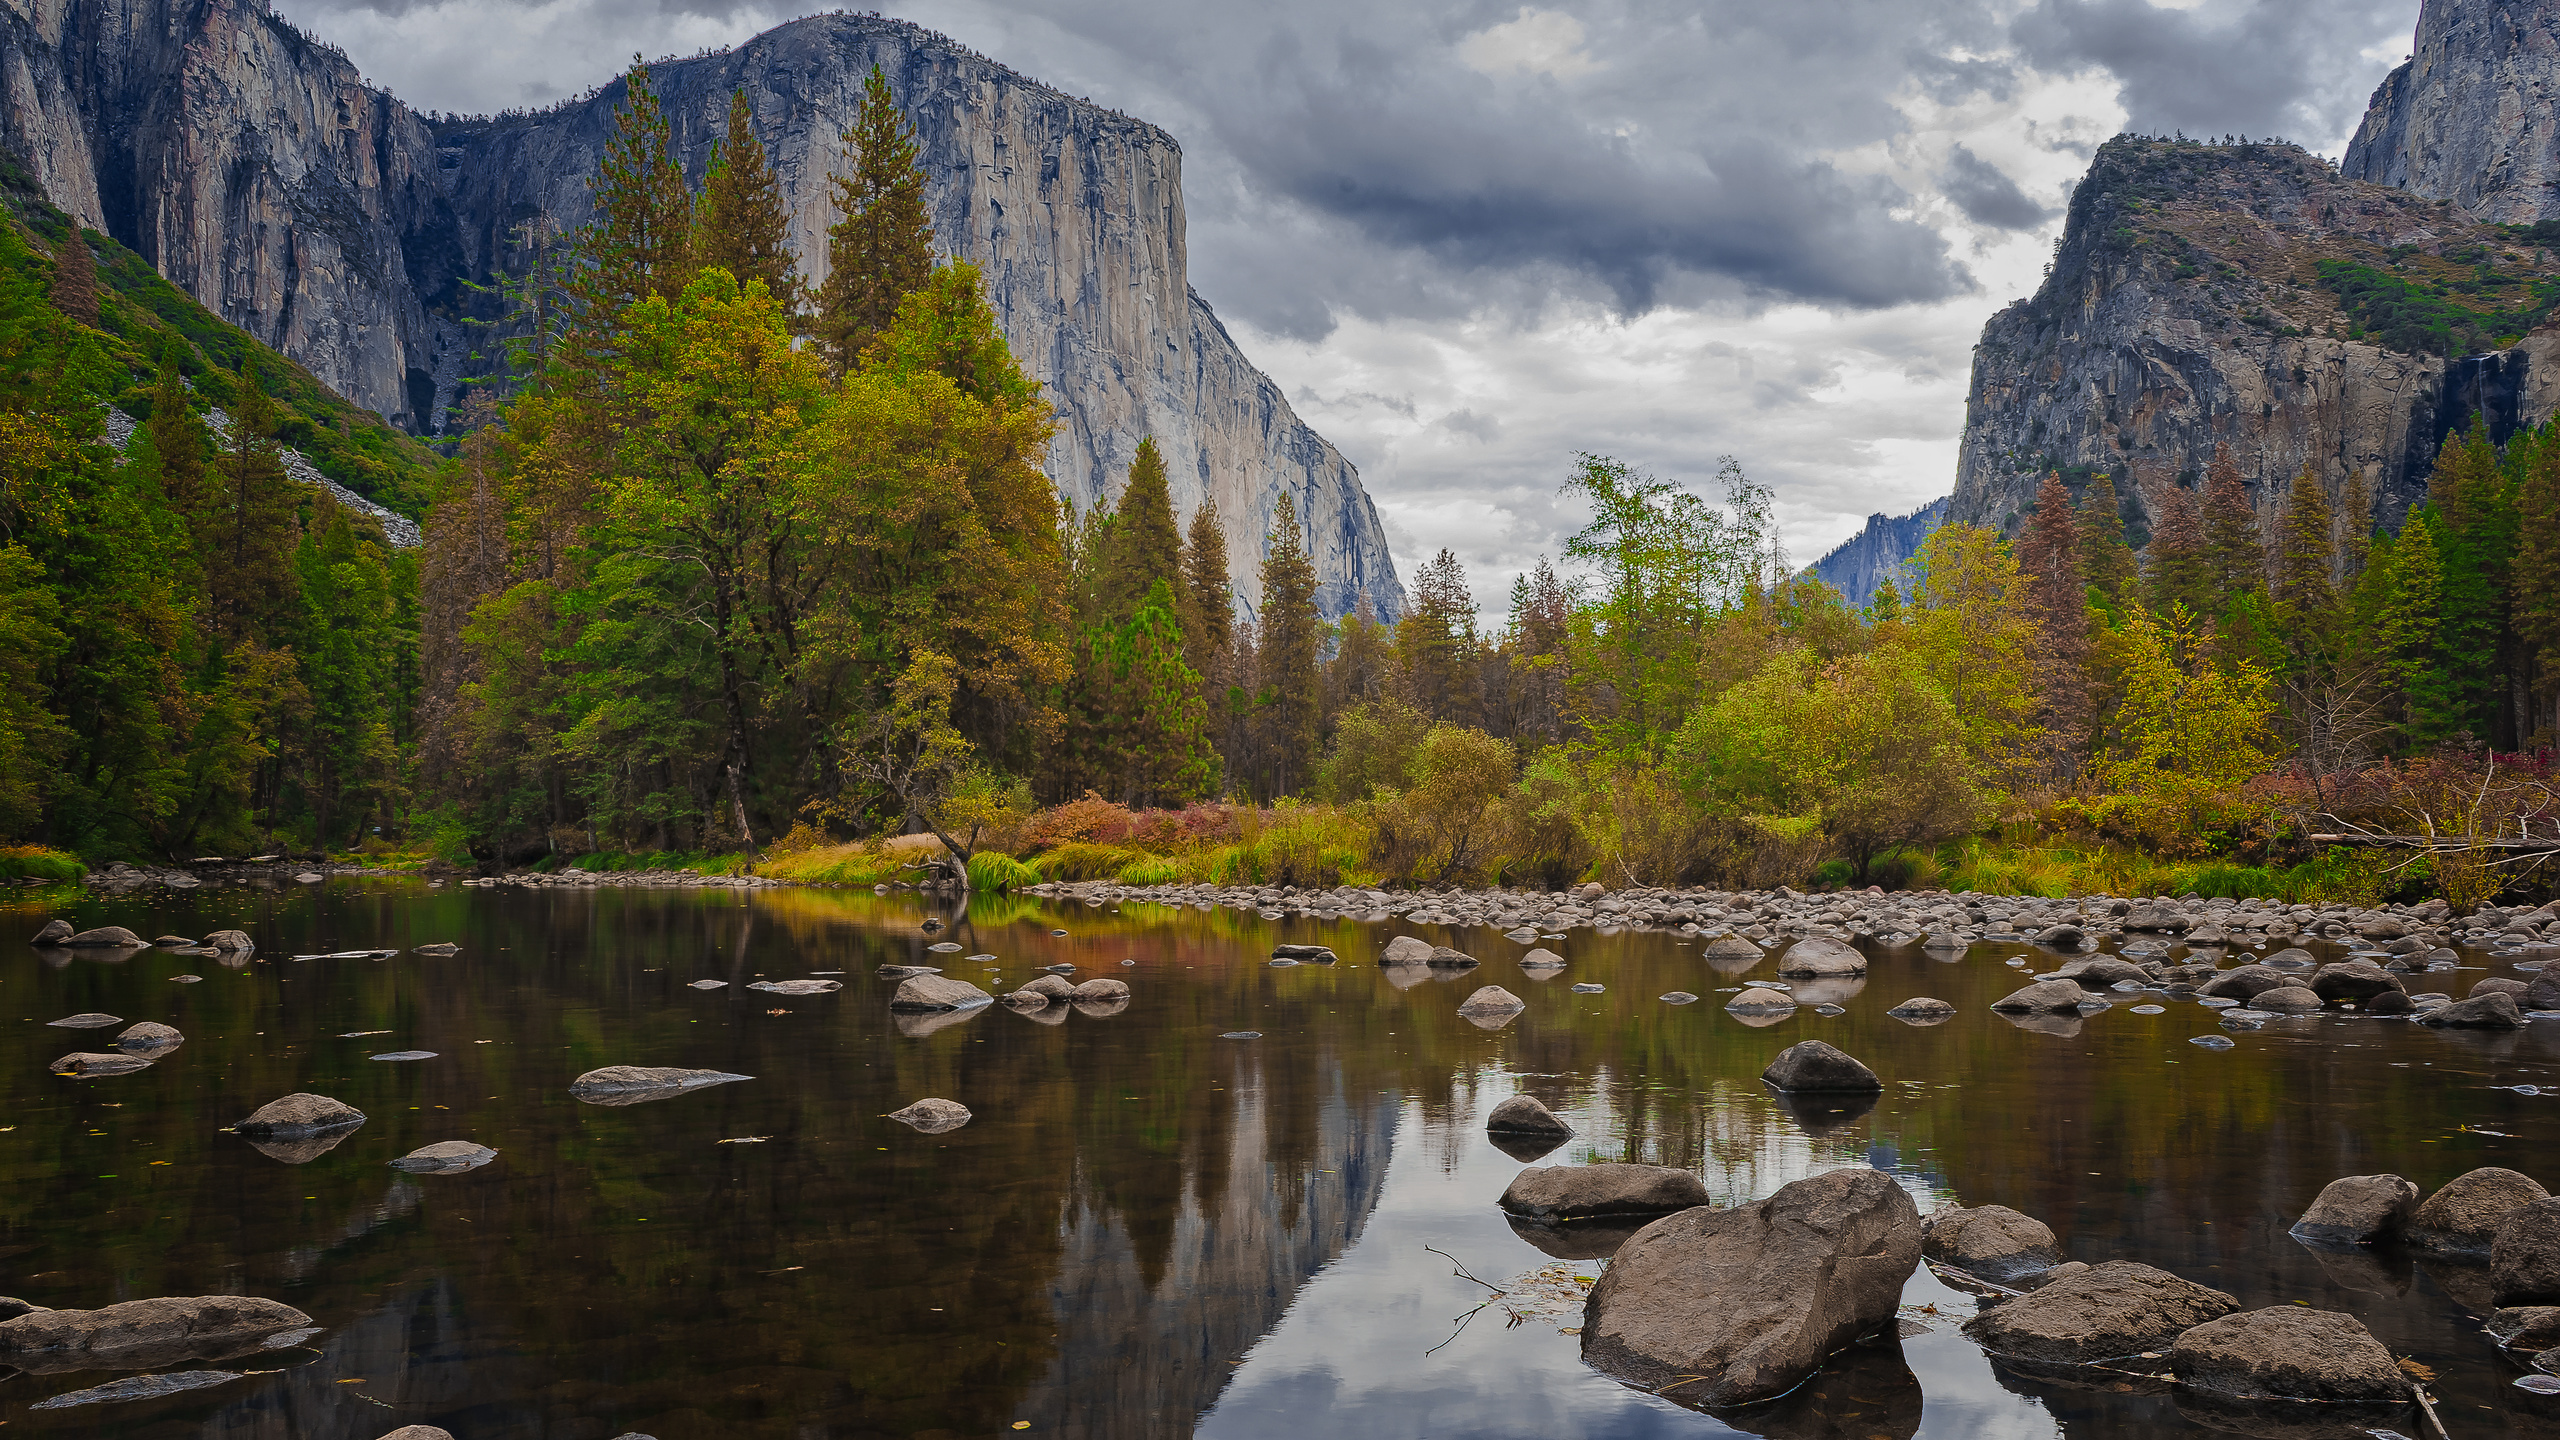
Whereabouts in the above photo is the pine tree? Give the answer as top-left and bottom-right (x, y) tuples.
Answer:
(2144, 483), (2211, 618)
(2341, 467), (2376, 580)
(2201, 445), (2265, 601)
(1178, 494), (1232, 671)
(859, 263), (1037, 405)
(209, 357), (303, 647)
(2518, 435), (2560, 742)
(1400, 547), (1478, 723)
(2274, 460), (2334, 617)
(816, 64), (935, 372)
(1256, 491), (1323, 796)
(572, 60), (695, 334)
(693, 88), (802, 315)
(1099, 437), (1181, 620)
(2381, 517), (2456, 738)
(2018, 471), (2090, 768)
(1326, 593), (1393, 715)
(2076, 469), (2137, 602)
(144, 338), (209, 530)
(48, 224), (98, 327)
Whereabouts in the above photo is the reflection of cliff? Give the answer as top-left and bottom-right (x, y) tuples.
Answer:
(1036, 1065), (1398, 1435)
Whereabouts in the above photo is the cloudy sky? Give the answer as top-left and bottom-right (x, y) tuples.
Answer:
(280, 0), (2420, 617)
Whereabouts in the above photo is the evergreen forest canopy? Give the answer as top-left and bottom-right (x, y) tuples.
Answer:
(2, 66), (2557, 900)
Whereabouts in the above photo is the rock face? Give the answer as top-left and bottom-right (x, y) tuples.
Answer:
(0, 4), (1404, 618)
(2409, 1167), (2550, 1255)
(2169, 1307), (2410, 1402)
(1946, 134), (2560, 585)
(1807, 498), (1950, 608)
(1497, 1164), (1710, 1221)
(1580, 1167), (1921, 1407)
(1922, 1205), (2064, 1285)
(2290, 1174), (2420, 1245)
(0, 1296), (313, 1371)
(1961, 1261), (2239, 1363)
(2344, 0), (2560, 224)
(1760, 1040), (1881, 1094)
(235, 1093), (364, 1136)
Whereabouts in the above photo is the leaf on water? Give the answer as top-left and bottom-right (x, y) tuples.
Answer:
(339, 1030), (392, 1037)
(719, 1136), (773, 1144)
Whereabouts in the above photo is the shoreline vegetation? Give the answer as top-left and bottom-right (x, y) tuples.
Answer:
(1, 69), (2555, 909)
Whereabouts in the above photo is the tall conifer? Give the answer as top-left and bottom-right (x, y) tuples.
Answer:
(2201, 446), (2265, 600)
(1401, 548), (1478, 723)
(2517, 438), (2560, 741)
(694, 89), (802, 315)
(1179, 495), (1232, 668)
(1100, 438), (1181, 620)
(210, 358), (302, 647)
(2341, 468), (2376, 579)
(2274, 460), (2335, 615)
(2019, 471), (2091, 769)
(573, 60), (694, 333)
(1257, 492), (1323, 796)
(2145, 483), (2211, 618)
(2076, 468), (2136, 601)
(145, 339), (208, 528)
(817, 64), (935, 372)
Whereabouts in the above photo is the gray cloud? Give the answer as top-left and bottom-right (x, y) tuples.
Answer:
(2012, 0), (2414, 147)
(1942, 143), (2054, 230)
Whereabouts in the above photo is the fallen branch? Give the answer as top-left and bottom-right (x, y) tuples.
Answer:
(1424, 1245), (1508, 1295)
(2308, 832), (2560, 853)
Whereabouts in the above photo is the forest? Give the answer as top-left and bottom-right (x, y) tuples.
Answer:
(2, 69), (2556, 903)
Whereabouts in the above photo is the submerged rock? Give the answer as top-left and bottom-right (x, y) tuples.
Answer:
(1774, 936), (1866, 976)
(687, 979), (727, 989)
(1760, 1040), (1880, 1093)
(115, 1021), (182, 1052)
(1923, 1204), (2064, 1285)
(61, 926), (147, 948)
(30, 1369), (250, 1409)
(2289, 1174), (2419, 1245)
(888, 975), (995, 1011)
(1658, 990), (1699, 1004)
(2410, 1167), (2549, 1255)
(1961, 1261), (2238, 1363)
(236, 1093), (364, 1136)
(1457, 986), (1526, 1017)
(46, 1013), (121, 1029)
(1069, 977), (1130, 1002)
(1581, 1166), (1920, 1407)
(887, 1098), (972, 1134)
(49, 1052), (151, 1076)
(2494, 1198), (2560, 1304)
(0, 1295), (314, 1372)
(2169, 1307), (2409, 1402)
(2416, 992), (2527, 1029)
(1990, 980), (2089, 1013)
(1485, 1094), (1572, 1139)
(746, 978), (842, 995)
(568, 1067), (752, 1106)
(390, 1142), (498, 1173)
(1498, 1163), (1710, 1220)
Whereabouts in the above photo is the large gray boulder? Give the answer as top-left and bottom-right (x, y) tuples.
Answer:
(1580, 1166), (1920, 1407)
(2415, 992), (2527, 1029)
(1774, 936), (1866, 977)
(2197, 965), (2290, 1000)
(201, 929), (254, 952)
(2168, 1307), (2409, 1402)
(2493, 1197), (2560, 1304)
(2121, 903), (2192, 933)
(235, 1093), (364, 1137)
(2408, 1167), (2549, 1255)
(1425, 946), (1479, 969)
(2253, 986), (2323, 1012)
(30, 919), (69, 945)
(1068, 977), (1130, 1002)
(1760, 1040), (1880, 1093)
(0, 1296), (313, 1372)
(61, 926), (147, 947)
(1990, 979), (2091, 1013)
(2527, 970), (2560, 1011)
(1498, 1163), (1710, 1220)
(2052, 957), (2150, 990)
(115, 1021), (183, 1052)
(2310, 962), (2404, 1005)
(889, 975), (994, 1011)
(1381, 935), (1435, 964)
(1961, 1261), (2238, 1363)
(1485, 1094), (1571, 1139)
(1922, 1205), (2063, 1285)
(2288, 1174), (2418, 1245)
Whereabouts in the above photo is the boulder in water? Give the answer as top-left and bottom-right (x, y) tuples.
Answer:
(1923, 1204), (2064, 1285)
(0, 1295), (314, 1373)
(1960, 1261), (2238, 1363)
(1498, 1163), (1710, 1220)
(1760, 1040), (1880, 1093)
(50, 1052), (151, 1076)
(1381, 935), (1435, 965)
(889, 975), (994, 1012)
(2494, 1198), (2560, 1304)
(2415, 992), (2527, 1029)
(1774, 936), (1865, 976)
(887, 1098), (972, 1134)
(1725, 986), (1796, 1014)
(390, 1142), (498, 1174)
(2288, 1174), (2418, 1245)
(1485, 1094), (1571, 1140)
(1069, 977), (1130, 1002)
(1886, 997), (1954, 1021)
(1580, 1166), (1920, 1407)
(568, 1067), (752, 1106)
(115, 1021), (182, 1052)
(235, 1093), (364, 1136)
(1990, 980), (2090, 1013)
(30, 919), (70, 945)
(2168, 1307), (2409, 1402)
(1457, 986), (1526, 1017)
(61, 926), (147, 948)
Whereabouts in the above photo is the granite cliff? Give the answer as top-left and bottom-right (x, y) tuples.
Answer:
(1947, 136), (2560, 546)
(0, 0), (1403, 618)
(1807, 498), (1946, 608)
(2344, 0), (2560, 225)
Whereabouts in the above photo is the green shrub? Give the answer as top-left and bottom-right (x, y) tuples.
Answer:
(1035, 842), (1151, 881)
(1115, 855), (1180, 885)
(0, 845), (82, 882)
(968, 850), (1043, 892)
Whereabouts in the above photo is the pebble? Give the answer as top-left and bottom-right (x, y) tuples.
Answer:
(170, 975), (201, 983)
(1221, 1031), (1262, 1039)
(2130, 1004), (2165, 1014)
(2190, 1035), (2237, 1049)
(1571, 982), (1605, 993)
(370, 1051), (438, 1061)
(689, 979), (728, 989)
(1659, 991), (1699, 1004)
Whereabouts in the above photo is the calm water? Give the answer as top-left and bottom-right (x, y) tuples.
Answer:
(5, 880), (2560, 1438)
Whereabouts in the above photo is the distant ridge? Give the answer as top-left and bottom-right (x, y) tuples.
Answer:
(1808, 498), (1949, 608)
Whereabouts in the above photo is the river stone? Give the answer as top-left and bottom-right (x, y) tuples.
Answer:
(2489, 1306), (2560, 1351)
(746, 978), (841, 995)
(1007, 973), (1067, 1001)
(46, 1012), (122, 1029)
(389, 1142), (498, 1173)
(1923, 1204), (2064, 1285)
(1000, 990), (1054, 1010)
(1885, 998), (1954, 1021)
(2368, 990), (2416, 1016)
(2416, 992), (2528, 1029)
(1726, 986), (1797, 1014)
(687, 979), (726, 989)
(1990, 980), (2089, 1013)
(1381, 936), (1435, 964)
(1761, 1040), (1880, 1093)
(1069, 977), (1130, 1002)
(1425, 946), (1479, 969)
(567, 1067), (753, 1105)
(2474, 976), (2533, 1000)
(236, 1093), (364, 1136)
(1961, 1261), (2239, 1363)
(2289, 1174), (2419, 1244)
(2310, 962), (2403, 1005)
(1659, 990), (1699, 1004)
(1498, 1163), (1711, 1220)
(375, 1429), (458, 1440)
(1702, 935), (1763, 963)
(30, 919), (70, 945)
(2410, 1167), (2551, 1255)
(1519, 948), (1566, 968)
(2198, 965), (2291, 1000)
(2494, 1198), (2560, 1304)
(2253, 986), (2323, 1012)
(1457, 986), (1526, 1016)
(0, 1295), (314, 1371)
(61, 926), (147, 947)
(1580, 1166), (1920, 1407)
(888, 1098), (972, 1134)
(2121, 903), (2192, 933)
(413, 942), (461, 955)
(1775, 936), (1866, 977)
(1486, 1094), (1572, 1140)
(2169, 1307), (2409, 1402)
(50, 1052), (151, 1076)
(2036, 924), (2085, 948)
(889, 975), (994, 1011)
(2053, 957), (2150, 990)
(202, 929), (253, 952)
(114, 1021), (182, 1052)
